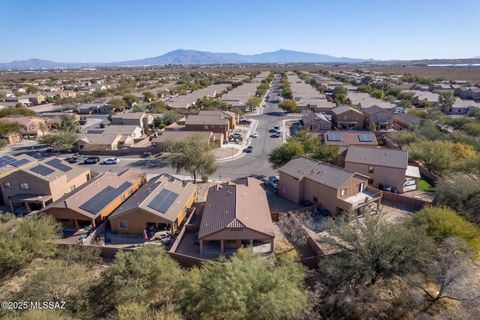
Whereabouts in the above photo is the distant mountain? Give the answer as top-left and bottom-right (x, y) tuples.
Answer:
(0, 49), (366, 70)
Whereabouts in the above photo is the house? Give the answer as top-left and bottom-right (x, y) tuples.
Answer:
(76, 125), (144, 151)
(392, 112), (423, 130)
(198, 178), (275, 257)
(300, 112), (332, 132)
(151, 131), (223, 149)
(345, 146), (420, 193)
(331, 106), (365, 130)
(75, 132), (122, 151)
(76, 103), (111, 115)
(278, 157), (382, 215)
(109, 175), (196, 235)
(445, 98), (480, 115)
(0, 154), (37, 205)
(406, 90), (440, 106)
(110, 112), (154, 129)
(363, 105), (393, 130)
(185, 115), (230, 137)
(454, 87), (480, 102)
(41, 169), (145, 230)
(24, 94), (46, 105)
(2, 116), (51, 137)
(0, 157), (91, 213)
(323, 130), (378, 148)
(197, 110), (238, 129)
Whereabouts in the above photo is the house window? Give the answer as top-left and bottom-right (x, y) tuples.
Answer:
(19, 182), (30, 190)
(368, 165), (375, 173)
(119, 221), (128, 229)
(359, 182), (365, 192)
(340, 188), (347, 197)
(3, 182), (11, 189)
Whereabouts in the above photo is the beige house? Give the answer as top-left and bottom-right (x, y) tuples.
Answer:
(345, 146), (420, 193)
(278, 157), (382, 215)
(109, 175), (196, 235)
(301, 112), (332, 132)
(110, 112), (154, 129)
(0, 157), (91, 213)
(363, 105), (393, 130)
(185, 115), (230, 137)
(151, 130), (223, 149)
(76, 132), (122, 151)
(41, 169), (146, 230)
(197, 110), (238, 129)
(331, 106), (365, 130)
(3, 116), (51, 137)
(198, 178), (275, 257)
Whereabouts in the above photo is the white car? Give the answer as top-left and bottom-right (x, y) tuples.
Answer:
(102, 157), (120, 165)
(251, 132), (259, 138)
(268, 176), (279, 191)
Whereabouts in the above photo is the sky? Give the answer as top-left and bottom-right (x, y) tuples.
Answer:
(1, 0), (480, 62)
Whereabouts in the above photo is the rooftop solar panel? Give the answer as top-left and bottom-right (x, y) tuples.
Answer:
(79, 182), (132, 215)
(326, 132), (341, 141)
(147, 189), (179, 213)
(0, 155), (17, 167)
(11, 158), (31, 167)
(358, 134), (373, 142)
(30, 165), (55, 176)
(46, 158), (72, 172)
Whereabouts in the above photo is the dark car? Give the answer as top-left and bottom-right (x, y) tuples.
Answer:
(83, 156), (100, 164)
(243, 146), (253, 153)
(64, 157), (78, 164)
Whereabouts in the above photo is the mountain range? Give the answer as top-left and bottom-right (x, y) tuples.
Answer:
(0, 49), (365, 70)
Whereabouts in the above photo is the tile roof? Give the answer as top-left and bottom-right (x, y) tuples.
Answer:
(323, 130), (378, 147)
(198, 178), (274, 239)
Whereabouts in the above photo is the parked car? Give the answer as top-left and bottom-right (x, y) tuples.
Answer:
(243, 146), (253, 153)
(102, 157), (120, 165)
(268, 176), (279, 191)
(274, 125), (280, 130)
(142, 152), (153, 158)
(251, 132), (259, 138)
(83, 156), (100, 164)
(64, 157), (78, 164)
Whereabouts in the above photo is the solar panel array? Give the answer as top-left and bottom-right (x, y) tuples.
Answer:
(0, 155), (19, 167)
(147, 189), (179, 213)
(12, 158), (30, 167)
(46, 158), (72, 172)
(326, 132), (341, 141)
(79, 182), (132, 214)
(30, 165), (55, 176)
(357, 134), (373, 142)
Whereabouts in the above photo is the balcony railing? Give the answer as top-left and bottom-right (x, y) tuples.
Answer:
(336, 187), (382, 210)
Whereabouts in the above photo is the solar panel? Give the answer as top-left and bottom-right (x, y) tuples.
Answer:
(30, 165), (55, 176)
(79, 182), (132, 214)
(0, 155), (17, 167)
(46, 158), (72, 172)
(11, 158), (30, 167)
(326, 132), (341, 141)
(358, 134), (373, 142)
(148, 189), (179, 213)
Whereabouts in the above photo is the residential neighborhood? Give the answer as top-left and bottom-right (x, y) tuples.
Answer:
(1, 1), (480, 319)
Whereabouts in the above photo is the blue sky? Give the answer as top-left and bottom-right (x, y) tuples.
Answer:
(1, 0), (479, 62)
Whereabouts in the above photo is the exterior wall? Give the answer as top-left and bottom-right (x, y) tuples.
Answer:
(305, 119), (331, 131)
(201, 227), (273, 242)
(110, 190), (196, 234)
(337, 175), (368, 199)
(332, 110), (365, 129)
(278, 172), (303, 203)
(184, 123), (229, 136)
(41, 207), (93, 228)
(345, 162), (405, 192)
(365, 111), (392, 127)
(302, 178), (338, 213)
(0, 171), (52, 205)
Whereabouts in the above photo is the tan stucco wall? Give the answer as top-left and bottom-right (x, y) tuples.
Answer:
(345, 162), (405, 192)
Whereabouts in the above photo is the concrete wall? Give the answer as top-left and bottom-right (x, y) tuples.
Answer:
(345, 162), (405, 192)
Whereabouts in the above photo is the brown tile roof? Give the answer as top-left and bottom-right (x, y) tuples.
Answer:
(198, 178), (274, 239)
(43, 169), (145, 219)
(331, 105), (363, 116)
(345, 146), (408, 169)
(279, 157), (364, 189)
(110, 174), (196, 223)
